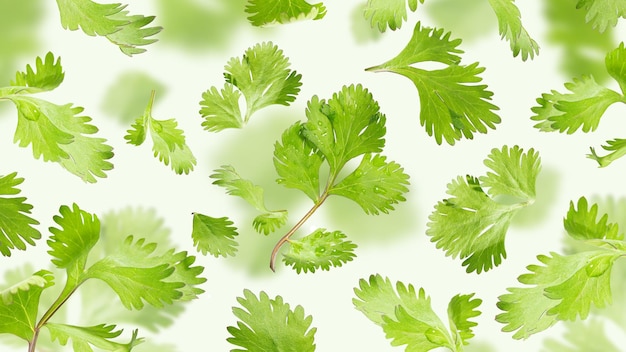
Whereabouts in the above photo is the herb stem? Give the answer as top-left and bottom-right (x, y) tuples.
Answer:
(270, 192), (329, 271)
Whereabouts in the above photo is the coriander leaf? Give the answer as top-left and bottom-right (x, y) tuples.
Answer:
(46, 323), (143, 352)
(576, 0), (626, 33)
(55, 0), (161, 56)
(588, 138), (626, 167)
(353, 274), (481, 351)
(367, 22), (500, 145)
(273, 122), (324, 202)
(283, 229), (357, 273)
(0, 270), (54, 341)
(245, 0), (327, 26)
(227, 290), (316, 352)
(191, 213), (238, 257)
(199, 84), (243, 132)
(125, 91), (196, 175)
(0, 172), (41, 257)
(606, 42), (626, 95)
(329, 153), (410, 215)
(8, 96), (114, 183)
(47, 203), (100, 275)
(363, 0), (422, 32)
(199, 42), (301, 131)
(497, 250), (619, 339)
(10, 52), (64, 94)
(302, 84), (386, 173)
(564, 197), (622, 241)
(86, 235), (205, 309)
(211, 165), (287, 235)
(427, 146), (540, 273)
(487, 0), (539, 60)
(530, 75), (623, 133)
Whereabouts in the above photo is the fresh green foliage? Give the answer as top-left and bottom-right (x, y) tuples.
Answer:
(427, 145), (540, 273)
(0, 52), (114, 182)
(353, 274), (481, 351)
(532, 43), (626, 167)
(245, 0), (327, 26)
(191, 213), (239, 257)
(496, 197), (626, 339)
(125, 90), (197, 175)
(575, 0), (626, 33)
(54, 0), (161, 55)
(270, 84), (410, 271)
(363, 0), (422, 32)
(227, 290), (316, 352)
(210, 165), (288, 235)
(367, 22), (500, 145)
(0, 203), (206, 350)
(0, 172), (41, 257)
(283, 229), (357, 273)
(487, 0), (539, 60)
(199, 42), (302, 132)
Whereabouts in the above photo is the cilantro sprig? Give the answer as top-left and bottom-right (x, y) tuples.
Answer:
(0, 172), (41, 257)
(532, 42), (626, 167)
(353, 274), (482, 351)
(55, 0), (161, 55)
(497, 197), (626, 339)
(427, 145), (541, 273)
(199, 42), (302, 132)
(0, 203), (205, 350)
(125, 90), (197, 175)
(367, 22), (501, 145)
(245, 0), (327, 26)
(0, 52), (114, 183)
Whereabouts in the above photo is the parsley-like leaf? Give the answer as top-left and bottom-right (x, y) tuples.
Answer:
(363, 0), (422, 32)
(46, 323), (143, 352)
(575, 0), (626, 33)
(55, 0), (161, 55)
(0, 270), (54, 341)
(211, 165), (287, 235)
(283, 229), (357, 273)
(497, 197), (625, 339)
(125, 91), (196, 175)
(10, 52), (64, 94)
(487, 0), (539, 60)
(353, 274), (481, 351)
(367, 22), (500, 145)
(200, 42), (302, 131)
(427, 146), (540, 273)
(191, 213), (238, 258)
(245, 0), (327, 26)
(0, 172), (41, 257)
(588, 138), (626, 167)
(227, 290), (316, 352)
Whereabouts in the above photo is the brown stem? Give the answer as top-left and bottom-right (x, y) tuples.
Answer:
(269, 193), (329, 272)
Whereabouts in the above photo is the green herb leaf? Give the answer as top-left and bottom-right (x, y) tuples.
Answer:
(10, 51), (64, 93)
(200, 42), (301, 131)
(588, 138), (626, 167)
(427, 146), (540, 273)
(191, 213), (238, 258)
(564, 197), (623, 241)
(367, 22), (500, 145)
(125, 91), (196, 175)
(46, 323), (143, 352)
(353, 274), (481, 351)
(329, 153), (410, 215)
(283, 229), (357, 273)
(211, 165), (287, 235)
(363, 0), (422, 32)
(487, 0), (539, 60)
(575, 0), (626, 33)
(227, 290), (316, 352)
(0, 270), (54, 341)
(245, 0), (327, 26)
(0, 172), (41, 257)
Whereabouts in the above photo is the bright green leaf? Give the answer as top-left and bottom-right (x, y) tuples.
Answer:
(191, 213), (238, 258)
(575, 0), (626, 33)
(605, 42), (626, 94)
(487, 0), (539, 60)
(564, 197), (622, 241)
(363, 0), (422, 32)
(245, 0), (326, 26)
(283, 229), (356, 273)
(46, 323), (143, 352)
(199, 84), (243, 132)
(10, 51), (64, 93)
(0, 172), (41, 257)
(588, 138), (626, 167)
(227, 290), (316, 352)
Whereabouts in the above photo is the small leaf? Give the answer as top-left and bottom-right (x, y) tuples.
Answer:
(283, 229), (357, 273)
(191, 213), (238, 257)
